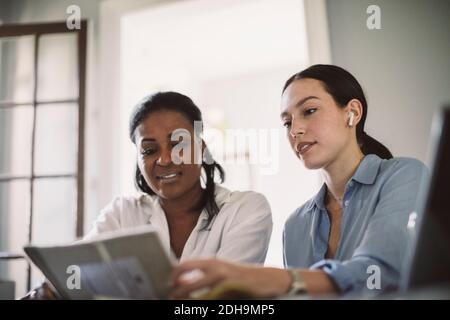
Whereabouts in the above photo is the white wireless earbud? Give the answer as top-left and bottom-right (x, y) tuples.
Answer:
(348, 111), (355, 127)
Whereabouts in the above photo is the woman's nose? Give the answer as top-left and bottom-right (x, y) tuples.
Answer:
(156, 148), (173, 166)
(289, 118), (305, 139)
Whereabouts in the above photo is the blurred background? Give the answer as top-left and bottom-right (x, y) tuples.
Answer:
(0, 0), (449, 298)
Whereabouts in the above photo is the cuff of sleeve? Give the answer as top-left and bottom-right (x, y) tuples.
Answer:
(310, 259), (355, 293)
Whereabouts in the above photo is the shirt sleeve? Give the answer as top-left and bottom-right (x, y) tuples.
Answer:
(215, 192), (273, 264)
(310, 159), (428, 294)
(83, 197), (122, 240)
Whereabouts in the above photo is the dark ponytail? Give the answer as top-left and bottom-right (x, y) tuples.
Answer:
(359, 132), (392, 160)
(130, 92), (225, 229)
(283, 64), (393, 159)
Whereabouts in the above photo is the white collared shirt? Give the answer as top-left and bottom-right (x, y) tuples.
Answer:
(84, 185), (272, 264)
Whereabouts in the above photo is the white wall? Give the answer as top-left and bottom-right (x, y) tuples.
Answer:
(326, 0), (450, 164)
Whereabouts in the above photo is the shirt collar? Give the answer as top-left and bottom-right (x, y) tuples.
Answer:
(351, 154), (382, 185)
(142, 184), (232, 229)
(310, 183), (328, 211)
(309, 154), (383, 210)
(199, 185), (233, 230)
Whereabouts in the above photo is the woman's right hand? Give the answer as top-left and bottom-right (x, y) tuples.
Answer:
(169, 258), (292, 299)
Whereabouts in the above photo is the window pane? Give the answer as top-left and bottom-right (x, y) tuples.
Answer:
(0, 180), (30, 252)
(0, 35), (35, 104)
(37, 33), (78, 101)
(0, 180), (31, 298)
(32, 178), (77, 246)
(2, 259), (29, 299)
(0, 106), (33, 177)
(34, 103), (78, 175)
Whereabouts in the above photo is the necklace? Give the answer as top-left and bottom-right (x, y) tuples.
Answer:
(326, 154), (365, 204)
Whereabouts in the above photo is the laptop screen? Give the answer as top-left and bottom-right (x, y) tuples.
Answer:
(403, 106), (450, 291)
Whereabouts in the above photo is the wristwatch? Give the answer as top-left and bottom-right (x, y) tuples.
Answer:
(287, 269), (307, 296)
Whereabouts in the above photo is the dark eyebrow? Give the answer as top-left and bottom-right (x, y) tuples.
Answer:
(140, 133), (187, 144)
(280, 96), (320, 118)
(140, 138), (156, 143)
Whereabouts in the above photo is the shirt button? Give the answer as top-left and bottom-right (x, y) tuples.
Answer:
(344, 200), (350, 207)
(348, 181), (354, 187)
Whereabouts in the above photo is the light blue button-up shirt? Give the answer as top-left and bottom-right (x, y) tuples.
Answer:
(283, 154), (428, 295)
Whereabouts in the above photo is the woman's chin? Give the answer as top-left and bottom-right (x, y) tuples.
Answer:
(154, 185), (183, 200)
(301, 157), (325, 170)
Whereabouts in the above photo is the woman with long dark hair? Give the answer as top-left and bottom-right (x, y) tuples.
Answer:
(85, 91), (272, 262)
(170, 65), (428, 298)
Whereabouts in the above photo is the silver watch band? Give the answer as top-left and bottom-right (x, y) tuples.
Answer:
(287, 269), (307, 296)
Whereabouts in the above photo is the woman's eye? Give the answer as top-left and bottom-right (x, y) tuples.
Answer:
(142, 148), (156, 156)
(304, 108), (317, 116)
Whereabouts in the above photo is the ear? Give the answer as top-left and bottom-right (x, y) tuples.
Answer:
(345, 99), (363, 127)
